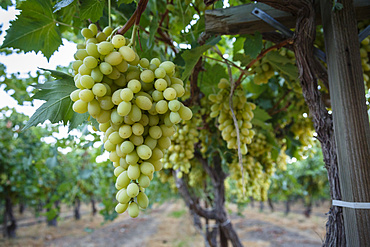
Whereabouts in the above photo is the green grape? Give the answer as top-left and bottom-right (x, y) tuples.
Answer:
(126, 151), (140, 165)
(135, 96), (152, 110)
(152, 90), (164, 102)
(81, 28), (94, 39)
(115, 203), (128, 214)
(129, 104), (142, 122)
(88, 23), (98, 36)
(83, 56), (98, 69)
(105, 51), (123, 66)
(112, 34), (126, 48)
(140, 162), (155, 176)
(117, 101), (132, 116)
(137, 192), (149, 209)
(92, 83), (107, 97)
(149, 126), (162, 139)
(96, 110), (111, 123)
(163, 88), (177, 100)
(119, 124), (132, 139)
(169, 112), (181, 124)
(91, 68), (104, 82)
(128, 202), (140, 218)
(131, 122), (144, 136)
(121, 141), (135, 154)
(112, 89), (123, 105)
(88, 99), (101, 117)
(97, 41), (114, 55)
(126, 183), (140, 197)
(109, 131), (124, 145)
(72, 60), (83, 71)
(79, 89), (94, 102)
(127, 163), (141, 180)
(168, 100), (181, 112)
(155, 100), (168, 114)
(171, 84), (185, 97)
(116, 60), (129, 73)
(154, 79), (167, 91)
(127, 79), (141, 93)
(139, 58), (150, 68)
(159, 61), (175, 74)
(103, 26), (113, 36)
(129, 134), (144, 146)
(137, 145), (152, 160)
(140, 70), (155, 83)
(99, 96), (114, 110)
(119, 46), (136, 62)
(80, 75), (94, 89)
(116, 171), (130, 188)
(144, 136), (157, 150)
(111, 109), (124, 125)
(154, 68), (166, 79)
(117, 189), (131, 204)
(70, 89), (81, 102)
(138, 175), (150, 188)
(73, 100), (88, 113)
(99, 62), (113, 75)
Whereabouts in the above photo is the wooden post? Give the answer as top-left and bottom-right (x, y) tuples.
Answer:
(320, 0), (370, 246)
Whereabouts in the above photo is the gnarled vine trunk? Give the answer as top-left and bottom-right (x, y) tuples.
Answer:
(3, 194), (17, 238)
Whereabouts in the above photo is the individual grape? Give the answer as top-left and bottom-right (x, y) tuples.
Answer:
(154, 68), (166, 79)
(126, 151), (140, 165)
(155, 100), (168, 114)
(117, 101), (132, 116)
(138, 175), (150, 188)
(151, 58), (161, 67)
(115, 203), (128, 214)
(99, 96), (114, 110)
(111, 109), (124, 125)
(117, 189), (131, 204)
(140, 162), (155, 176)
(129, 134), (144, 146)
(100, 62), (113, 75)
(140, 70), (155, 83)
(126, 183), (140, 198)
(137, 145), (152, 160)
(135, 96), (152, 110)
(80, 75), (94, 89)
(88, 99), (101, 117)
(81, 28), (94, 39)
(127, 163), (140, 180)
(112, 34), (126, 48)
(144, 136), (157, 150)
(92, 83), (107, 97)
(70, 89), (81, 102)
(105, 51), (123, 66)
(132, 123), (144, 136)
(109, 131), (124, 145)
(97, 41), (114, 55)
(171, 84), (185, 97)
(139, 58), (150, 68)
(116, 60), (129, 73)
(157, 136), (171, 149)
(149, 126), (162, 139)
(137, 192), (149, 209)
(116, 171), (130, 188)
(119, 46), (136, 62)
(96, 110), (111, 123)
(119, 124), (132, 139)
(72, 60), (83, 71)
(128, 202), (140, 218)
(163, 88), (177, 100)
(129, 104), (142, 122)
(88, 23), (98, 36)
(83, 56), (98, 69)
(73, 100), (88, 113)
(154, 79), (167, 91)
(152, 90), (164, 102)
(112, 89), (123, 105)
(91, 68), (104, 82)
(121, 140), (135, 154)
(127, 79), (141, 93)
(159, 61), (175, 74)
(79, 89), (94, 102)
(178, 105), (193, 120)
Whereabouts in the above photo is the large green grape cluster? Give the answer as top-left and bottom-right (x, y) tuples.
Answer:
(162, 117), (200, 178)
(208, 78), (255, 154)
(70, 24), (192, 218)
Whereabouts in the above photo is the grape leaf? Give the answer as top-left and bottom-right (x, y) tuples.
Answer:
(53, 0), (74, 12)
(0, 0), (12, 10)
(181, 36), (221, 81)
(1, 0), (62, 60)
(199, 63), (228, 97)
(23, 69), (85, 131)
(233, 36), (245, 57)
(251, 106), (273, 130)
(80, 0), (105, 22)
(243, 32), (262, 59)
(117, 0), (135, 6)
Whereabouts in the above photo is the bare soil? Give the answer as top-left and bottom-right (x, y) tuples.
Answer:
(0, 200), (329, 247)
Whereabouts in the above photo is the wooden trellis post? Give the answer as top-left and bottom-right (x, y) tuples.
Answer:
(205, 0), (370, 246)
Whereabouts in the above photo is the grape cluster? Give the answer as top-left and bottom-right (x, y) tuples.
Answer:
(208, 78), (255, 154)
(162, 118), (199, 178)
(70, 24), (192, 218)
(251, 58), (276, 85)
(358, 21), (370, 89)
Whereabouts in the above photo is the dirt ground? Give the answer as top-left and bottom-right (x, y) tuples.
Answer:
(0, 200), (330, 247)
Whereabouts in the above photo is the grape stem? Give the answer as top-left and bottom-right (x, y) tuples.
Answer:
(117, 0), (149, 35)
(232, 38), (294, 94)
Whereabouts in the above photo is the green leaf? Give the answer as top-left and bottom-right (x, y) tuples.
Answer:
(243, 32), (263, 59)
(23, 69), (81, 130)
(0, 0), (12, 10)
(266, 51), (298, 80)
(147, 16), (159, 49)
(1, 0), (62, 60)
(80, 0), (105, 22)
(199, 63), (228, 97)
(251, 106), (273, 130)
(242, 77), (268, 99)
(117, 0), (134, 6)
(232, 36), (245, 57)
(181, 36), (221, 81)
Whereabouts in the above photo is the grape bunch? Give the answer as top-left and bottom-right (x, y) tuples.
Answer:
(251, 58), (276, 85)
(208, 78), (255, 154)
(70, 24), (192, 218)
(358, 20), (370, 89)
(162, 117), (200, 179)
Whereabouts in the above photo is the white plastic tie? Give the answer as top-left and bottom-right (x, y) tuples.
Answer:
(332, 200), (370, 209)
(220, 219), (231, 227)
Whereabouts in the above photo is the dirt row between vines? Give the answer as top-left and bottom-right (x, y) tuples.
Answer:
(1, 200), (329, 247)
